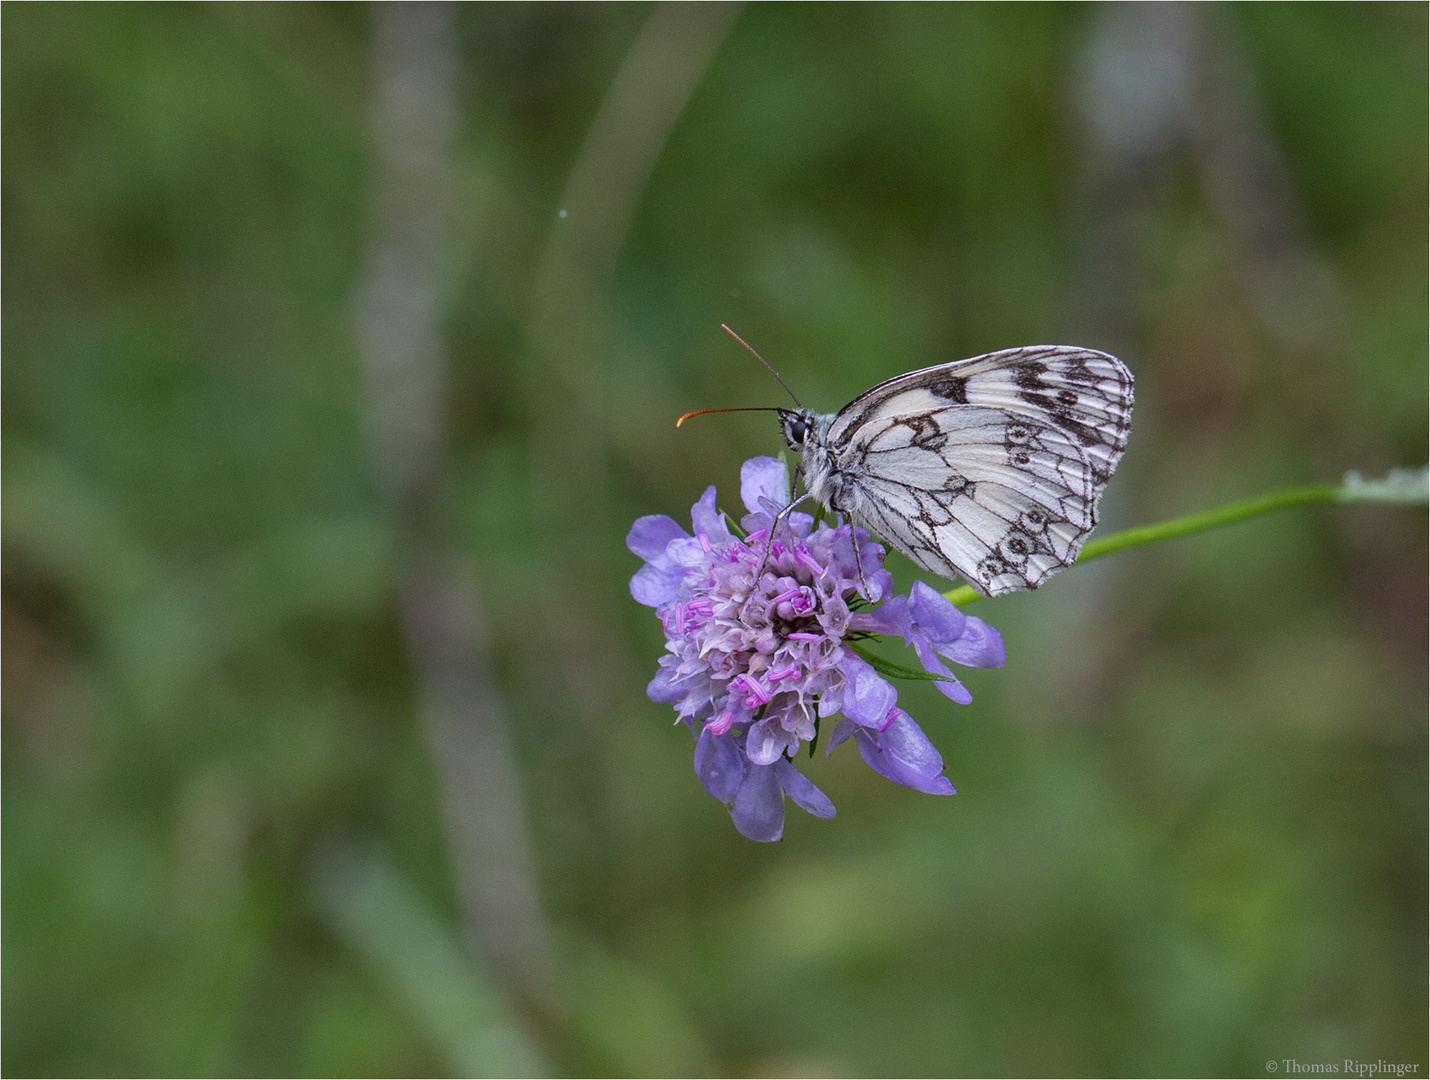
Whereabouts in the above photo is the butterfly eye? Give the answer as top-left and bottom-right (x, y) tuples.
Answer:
(788, 417), (808, 444)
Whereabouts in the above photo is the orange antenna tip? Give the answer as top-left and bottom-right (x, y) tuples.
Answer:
(675, 406), (781, 428)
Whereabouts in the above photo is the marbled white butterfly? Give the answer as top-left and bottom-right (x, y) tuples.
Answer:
(686, 328), (1133, 598)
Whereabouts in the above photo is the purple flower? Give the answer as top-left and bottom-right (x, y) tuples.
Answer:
(629, 457), (1002, 841)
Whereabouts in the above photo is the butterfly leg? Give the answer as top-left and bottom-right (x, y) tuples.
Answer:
(847, 519), (876, 601)
(850, 523), (867, 598)
(752, 492), (813, 588)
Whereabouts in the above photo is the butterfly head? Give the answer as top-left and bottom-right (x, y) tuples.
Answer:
(777, 408), (819, 452)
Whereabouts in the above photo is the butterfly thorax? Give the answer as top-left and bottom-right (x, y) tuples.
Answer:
(778, 408), (845, 512)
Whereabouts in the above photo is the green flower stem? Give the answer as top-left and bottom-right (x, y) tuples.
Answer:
(942, 467), (1428, 608)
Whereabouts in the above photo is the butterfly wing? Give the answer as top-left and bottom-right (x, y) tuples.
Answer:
(824, 346), (1133, 596)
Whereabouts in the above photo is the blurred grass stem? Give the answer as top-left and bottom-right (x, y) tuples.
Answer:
(527, 1), (742, 539)
(311, 841), (545, 1078)
(353, 0), (557, 1026)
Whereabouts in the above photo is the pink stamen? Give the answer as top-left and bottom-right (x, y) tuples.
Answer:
(787, 632), (823, 641)
(879, 707), (901, 732)
(731, 673), (773, 708)
(697, 532), (712, 554)
(705, 711), (735, 736)
(796, 550), (825, 577)
(768, 664), (800, 683)
(770, 586), (801, 605)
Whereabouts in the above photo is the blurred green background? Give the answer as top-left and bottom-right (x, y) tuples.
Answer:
(4, 3), (1426, 1077)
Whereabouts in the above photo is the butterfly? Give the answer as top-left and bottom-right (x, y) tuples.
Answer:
(684, 328), (1133, 597)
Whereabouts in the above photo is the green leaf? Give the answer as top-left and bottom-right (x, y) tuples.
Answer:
(845, 641), (958, 685)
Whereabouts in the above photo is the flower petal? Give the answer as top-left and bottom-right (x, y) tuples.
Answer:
(647, 663), (685, 704)
(855, 538), (886, 595)
(860, 568), (894, 604)
(740, 513), (775, 536)
(854, 728), (890, 774)
(848, 595), (910, 637)
(746, 717), (799, 766)
(630, 563), (684, 607)
(775, 759), (836, 820)
(626, 514), (688, 562)
(838, 651), (898, 727)
(881, 713), (956, 794)
(912, 636), (973, 705)
(825, 718), (857, 755)
(731, 763), (784, 842)
(909, 580), (967, 645)
(756, 494), (787, 520)
(935, 615), (1007, 669)
(689, 486), (731, 544)
(666, 535), (711, 572)
(694, 727), (747, 804)
(855, 711), (955, 795)
(741, 457), (790, 515)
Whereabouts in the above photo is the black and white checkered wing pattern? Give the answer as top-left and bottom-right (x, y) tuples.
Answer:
(824, 346), (1133, 596)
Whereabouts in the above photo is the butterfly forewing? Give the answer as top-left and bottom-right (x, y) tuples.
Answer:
(930, 345), (1133, 487)
(818, 345), (1132, 596)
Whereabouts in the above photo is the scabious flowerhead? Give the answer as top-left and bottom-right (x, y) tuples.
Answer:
(628, 457), (1005, 841)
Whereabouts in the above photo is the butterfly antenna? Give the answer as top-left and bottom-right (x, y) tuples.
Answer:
(721, 324), (801, 407)
(675, 406), (782, 428)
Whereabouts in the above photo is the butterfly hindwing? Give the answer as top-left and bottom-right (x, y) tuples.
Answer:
(817, 346), (1132, 596)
